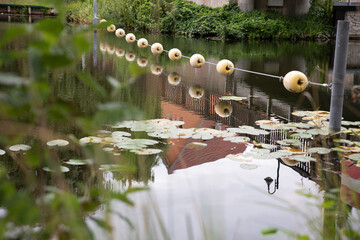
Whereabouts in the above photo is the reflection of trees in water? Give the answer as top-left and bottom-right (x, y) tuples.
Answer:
(1, 141), (161, 196)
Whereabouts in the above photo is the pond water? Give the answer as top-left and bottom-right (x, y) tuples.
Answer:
(1, 21), (360, 239)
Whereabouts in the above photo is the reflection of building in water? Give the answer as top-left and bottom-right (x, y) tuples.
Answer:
(351, 85), (360, 103)
(341, 160), (360, 209)
(160, 101), (246, 173)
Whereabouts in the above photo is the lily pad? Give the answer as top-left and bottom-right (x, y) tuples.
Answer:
(253, 142), (277, 150)
(226, 153), (252, 162)
(116, 143), (147, 150)
(111, 121), (135, 129)
(333, 139), (353, 146)
(227, 126), (269, 136)
(43, 166), (70, 173)
(65, 159), (88, 165)
(130, 148), (162, 155)
(240, 163), (259, 170)
(9, 144), (32, 152)
(276, 139), (302, 147)
(269, 151), (292, 158)
(341, 120), (359, 126)
(348, 153), (360, 161)
(251, 148), (271, 155)
(259, 124), (280, 130)
(281, 157), (299, 166)
(46, 139), (69, 147)
(103, 147), (115, 152)
(112, 131), (131, 137)
(291, 111), (310, 117)
(187, 142), (207, 149)
(290, 133), (312, 139)
(306, 128), (329, 136)
(281, 147), (306, 155)
(331, 147), (352, 153)
(255, 119), (279, 126)
(307, 147), (331, 154)
(289, 155), (316, 162)
(219, 96), (247, 101)
(276, 150), (295, 156)
(223, 136), (250, 143)
(99, 164), (126, 171)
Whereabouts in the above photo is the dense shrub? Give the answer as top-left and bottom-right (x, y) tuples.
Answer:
(161, 0), (332, 40)
(66, 0), (333, 40)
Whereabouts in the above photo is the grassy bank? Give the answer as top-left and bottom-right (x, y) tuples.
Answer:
(0, 0), (53, 7)
(66, 0), (332, 40)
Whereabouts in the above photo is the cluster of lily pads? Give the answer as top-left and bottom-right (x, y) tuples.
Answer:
(77, 110), (359, 167)
(0, 140), (72, 173)
(227, 110), (360, 167)
(1, 111), (359, 174)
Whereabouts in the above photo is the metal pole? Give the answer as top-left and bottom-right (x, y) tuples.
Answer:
(93, 31), (97, 67)
(329, 20), (350, 133)
(93, 0), (97, 25)
(93, 0), (97, 67)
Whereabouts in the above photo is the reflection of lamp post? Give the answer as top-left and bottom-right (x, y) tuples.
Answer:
(264, 160), (280, 194)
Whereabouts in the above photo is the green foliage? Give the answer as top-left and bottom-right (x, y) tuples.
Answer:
(161, 0), (332, 40)
(0, 0), (147, 239)
(65, 0), (333, 40)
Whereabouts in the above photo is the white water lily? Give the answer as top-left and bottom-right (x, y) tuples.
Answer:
(9, 144), (32, 152)
(46, 139), (69, 147)
(79, 136), (102, 144)
(0, 149), (5, 155)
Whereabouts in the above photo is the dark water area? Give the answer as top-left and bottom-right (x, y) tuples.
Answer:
(1, 21), (360, 239)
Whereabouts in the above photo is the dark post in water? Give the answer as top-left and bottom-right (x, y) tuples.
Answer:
(329, 20), (350, 133)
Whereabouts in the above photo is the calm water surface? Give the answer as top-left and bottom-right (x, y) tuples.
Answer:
(1, 21), (360, 239)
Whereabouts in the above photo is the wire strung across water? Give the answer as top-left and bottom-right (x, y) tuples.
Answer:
(110, 26), (331, 90)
